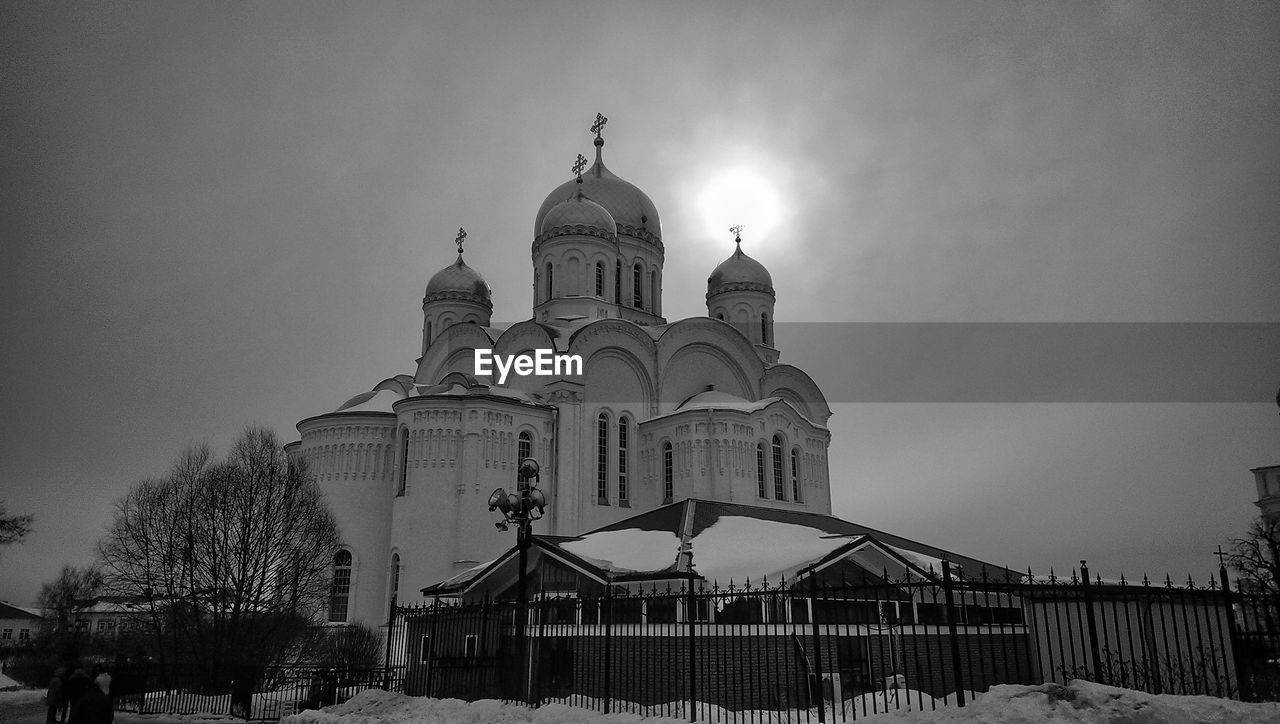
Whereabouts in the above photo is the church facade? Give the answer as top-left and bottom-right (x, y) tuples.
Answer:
(286, 118), (833, 629)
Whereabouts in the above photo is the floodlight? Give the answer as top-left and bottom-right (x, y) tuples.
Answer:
(487, 488), (508, 512)
(528, 488), (547, 512)
(518, 458), (540, 480)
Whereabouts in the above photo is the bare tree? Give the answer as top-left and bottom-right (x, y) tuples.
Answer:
(38, 564), (103, 634)
(97, 428), (340, 684)
(0, 500), (34, 551)
(1227, 517), (1280, 596)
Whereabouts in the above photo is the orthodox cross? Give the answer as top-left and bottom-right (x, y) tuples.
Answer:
(729, 224), (743, 243)
(455, 227), (467, 255)
(1214, 545), (1229, 568)
(591, 112), (608, 139)
(572, 154), (588, 183)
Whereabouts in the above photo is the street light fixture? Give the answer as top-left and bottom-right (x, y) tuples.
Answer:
(487, 457), (547, 702)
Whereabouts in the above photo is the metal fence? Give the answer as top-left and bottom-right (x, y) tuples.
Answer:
(388, 563), (1280, 722)
(112, 664), (396, 720)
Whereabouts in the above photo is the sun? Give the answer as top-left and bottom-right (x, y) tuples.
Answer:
(696, 166), (783, 244)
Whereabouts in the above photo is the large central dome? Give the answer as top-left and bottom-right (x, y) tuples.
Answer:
(534, 139), (661, 241)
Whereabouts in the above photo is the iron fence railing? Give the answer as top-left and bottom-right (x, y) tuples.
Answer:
(388, 563), (1280, 722)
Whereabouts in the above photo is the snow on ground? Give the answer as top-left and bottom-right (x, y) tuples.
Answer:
(0, 687), (46, 705)
(0, 671), (24, 689)
(283, 682), (1280, 724)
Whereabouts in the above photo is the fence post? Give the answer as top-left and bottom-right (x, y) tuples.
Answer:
(1079, 561), (1104, 683)
(424, 599), (441, 697)
(941, 558), (966, 707)
(604, 580), (613, 715)
(808, 567), (825, 723)
(686, 573), (697, 722)
(383, 594), (397, 690)
(1219, 563), (1246, 699)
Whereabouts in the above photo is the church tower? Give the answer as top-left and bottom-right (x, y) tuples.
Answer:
(421, 228), (492, 355)
(532, 114), (665, 325)
(707, 228), (778, 362)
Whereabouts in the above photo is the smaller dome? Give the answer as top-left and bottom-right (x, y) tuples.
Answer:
(425, 255), (492, 307)
(707, 242), (774, 298)
(539, 191), (617, 241)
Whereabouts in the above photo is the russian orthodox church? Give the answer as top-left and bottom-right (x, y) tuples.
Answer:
(287, 117), (832, 629)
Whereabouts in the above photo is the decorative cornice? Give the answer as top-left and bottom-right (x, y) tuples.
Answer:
(423, 290), (493, 310)
(617, 223), (663, 250)
(532, 224), (617, 253)
(706, 282), (776, 300)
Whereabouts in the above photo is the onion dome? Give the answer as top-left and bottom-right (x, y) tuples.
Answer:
(534, 136), (661, 243)
(425, 255), (492, 308)
(707, 240), (774, 299)
(538, 190), (617, 242)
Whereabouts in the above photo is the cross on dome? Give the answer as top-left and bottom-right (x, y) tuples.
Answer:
(730, 224), (743, 244)
(572, 154), (587, 183)
(455, 227), (467, 255)
(590, 112), (608, 139)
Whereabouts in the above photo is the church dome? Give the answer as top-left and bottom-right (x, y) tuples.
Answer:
(534, 139), (661, 243)
(707, 242), (774, 298)
(539, 190), (617, 241)
(425, 255), (492, 307)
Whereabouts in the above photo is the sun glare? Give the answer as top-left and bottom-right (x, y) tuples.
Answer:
(697, 167), (783, 244)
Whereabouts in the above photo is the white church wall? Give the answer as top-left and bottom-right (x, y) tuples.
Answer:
(389, 396), (555, 611)
(296, 414), (397, 628)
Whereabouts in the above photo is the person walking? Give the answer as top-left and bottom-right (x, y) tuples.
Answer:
(45, 667), (67, 724)
(64, 668), (91, 724)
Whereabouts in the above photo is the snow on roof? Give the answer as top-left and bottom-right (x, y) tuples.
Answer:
(434, 558), (497, 590)
(334, 388), (404, 413)
(0, 601), (42, 619)
(884, 543), (948, 577)
(678, 390), (776, 412)
(559, 528), (683, 574)
(688, 515), (854, 584)
(640, 393), (827, 430)
(424, 499), (1018, 595)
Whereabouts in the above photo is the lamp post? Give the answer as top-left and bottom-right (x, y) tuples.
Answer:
(487, 458), (547, 703)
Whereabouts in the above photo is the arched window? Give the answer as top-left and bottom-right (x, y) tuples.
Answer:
(650, 270), (657, 310)
(617, 416), (629, 504)
(756, 443), (767, 498)
(595, 262), (605, 297)
(596, 413), (609, 504)
(328, 550), (352, 623)
(761, 313), (770, 345)
(614, 261), (621, 304)
(663, 441), (673, 503)
(791, 448), (802, 502)
(546, 262), (554, 299)
(772, 435), (785, 500)
(397, 428), (409, 496)
(390, 552), (401, 598)
(425, 320), (433, 345)
(716, 313), (725, 321)
(633, 264), (643, 308)
(518, 431), (531, 465)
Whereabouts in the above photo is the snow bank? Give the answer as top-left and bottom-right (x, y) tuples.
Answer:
(855, 680), (1280, 723)
(282, 689), (686, 724)
(282, 681), (1280, 724)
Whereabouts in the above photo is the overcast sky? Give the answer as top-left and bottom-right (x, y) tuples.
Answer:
(2, 1), (1278, 606)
